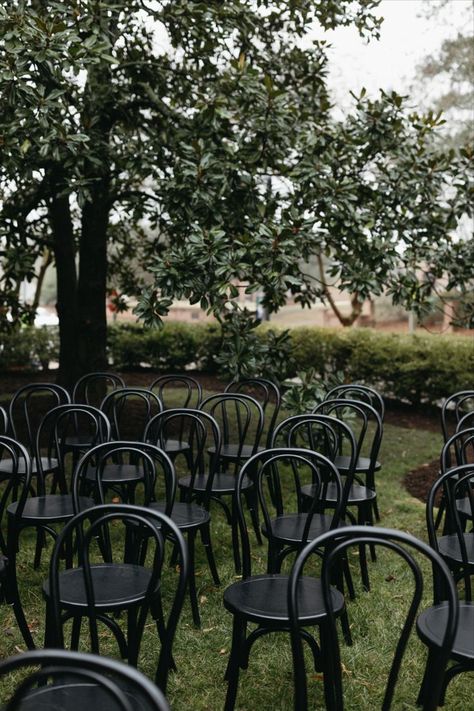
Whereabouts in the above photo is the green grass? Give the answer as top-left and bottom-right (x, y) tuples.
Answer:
(0, 399), (473, 709)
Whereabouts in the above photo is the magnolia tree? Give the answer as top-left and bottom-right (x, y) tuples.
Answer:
(0, 1), (472, 385)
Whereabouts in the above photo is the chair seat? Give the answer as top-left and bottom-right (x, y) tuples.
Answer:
(223, 573), (344, 625)
(163, 438), (190, 454)
(178, 471), (253, 495)
(150, 501), (210, 529)
(8, 495), (94, 522)
(301, 481), (376, 504)
(0, 457), (58, 475)
(263, 513), (339, 545)
(10, 681), (154, 711)
(334, 455), (381, 473)
(85, 463), (144, 484)
(456, 497), (473, 518)
(63, 434), (95, 449)
(438, 533), (474, 566)
(208, 444), (263, 460)
(417, 601), (474, 662)
(42, 563), (153, 609)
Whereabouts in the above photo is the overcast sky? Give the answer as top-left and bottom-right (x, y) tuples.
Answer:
(318, 0), (472, 114)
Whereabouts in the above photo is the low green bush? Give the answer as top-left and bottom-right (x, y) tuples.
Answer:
(1, 321), (471, 407)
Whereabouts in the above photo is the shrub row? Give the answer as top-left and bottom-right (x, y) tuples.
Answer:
(1, 322), (472, 407)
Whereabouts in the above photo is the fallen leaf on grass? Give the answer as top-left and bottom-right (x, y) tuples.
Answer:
(219, 648), (227, 655)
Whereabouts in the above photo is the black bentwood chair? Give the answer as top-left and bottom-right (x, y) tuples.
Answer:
(42, 504), (188, 693)
(0, 649), (170, 711)
(0, 383), (70, 491)
(144, 409), (221, 627)
(289, 526), (459, 711)
(4, 406), (109, 570)
(222, 449), (347, 711)
(149, 375), (202, 466)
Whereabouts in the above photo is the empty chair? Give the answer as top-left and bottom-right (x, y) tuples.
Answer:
(144, 409), (221, 627)
(3, 406), (109, 569)
(290, 526), (459, 711)
(314, 398), (383, 526)
(98, 388), (162, 497)
(225, 377), (281, 447)
(43, 504), (188, 693)
(0, 383), (70, 489)
(0, 649), (170, 711)
(148, 375), (202, 465)
(222, 449), (349, 711)
(426, 463), (474, 599)
(441, 390), (474, 443)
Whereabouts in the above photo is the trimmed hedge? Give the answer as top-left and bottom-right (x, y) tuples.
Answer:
(1, 322), (472, 407)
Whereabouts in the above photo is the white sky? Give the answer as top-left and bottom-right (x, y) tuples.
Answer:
(318, 0), (472, 114)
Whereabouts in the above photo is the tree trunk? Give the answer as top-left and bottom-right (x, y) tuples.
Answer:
(48, 187), (79, 390)
(77, 178), (110, 374)
(317, 253), (363, 327)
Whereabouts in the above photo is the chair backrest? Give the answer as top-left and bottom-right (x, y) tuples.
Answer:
(235, 448), (343, 579)
(8, 383), (70, 451)
(48, 504), (188, 691)
(426, 463), (474, 600)
(313, 399), (382, 485)
(0, 437), (31, 548)
(35, 404), (111, 491)
(270, 414), (357, 512)
(225, 378), (281, 446)
(289, 526), (458, 711)
(440, 390), (474, 442)
(72, 441), (176, 514)
(101, 387), (162, 441)
(324, 383), (385, 420)
(72, 371), (126, 407)
(0, 406), (8, 436)
(456, 410), (474, 433)
(440, 427), (474, 473)
(200, 393), (264, 462)
(0, 649), (170, 711)
(149, 375), (202, 409)
(144, 409), (220, 505)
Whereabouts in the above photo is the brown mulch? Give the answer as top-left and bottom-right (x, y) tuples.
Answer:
(403, 458), (440, 504)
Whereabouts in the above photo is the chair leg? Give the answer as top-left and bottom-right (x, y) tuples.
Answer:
(231, 498), (241, 575)
(187, 531), (201, 628)
(224, 616), (247, 711)
(244, 488), (262, 545)
(33, 527), (46, 570)
(357, 506), (370, 591)
(320, 622), (340, 711)
(127, 606), (140, 666)
(5, 569), (35, 649)
(201, 522), (220, 586)
(70, 615), (82, 650)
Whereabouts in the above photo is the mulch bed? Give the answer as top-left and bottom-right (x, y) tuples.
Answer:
(403, 458), (439, 504)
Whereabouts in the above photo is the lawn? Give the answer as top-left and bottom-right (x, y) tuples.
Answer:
(0, 395), (472, 709)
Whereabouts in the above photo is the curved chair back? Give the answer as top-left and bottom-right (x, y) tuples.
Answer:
(149, 375), (202, 409)
(0, 649), (170, 711)
(200, 393), (264, 466)
(8, 383), (70, 452)
(456, 410), (474, 433)
(34, 404), (111, 495)
(324, 383), (385, 420)
(426, 463), (474, 599)
(225, 378), (281, 446)
(289, 526), (458, 711)
(144, 409), (220, 506)
(0, 437), (31, 549)
(440, 427), (474, 473)
(47, 504), (188, 692)
(73, 441), (176, 514)
(271, 413), (357, 513)
(101, 388), (162, 441)
(73, 371), (126, 407)
(235, 448), (342, 579)
(441, 390), (474, 442)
